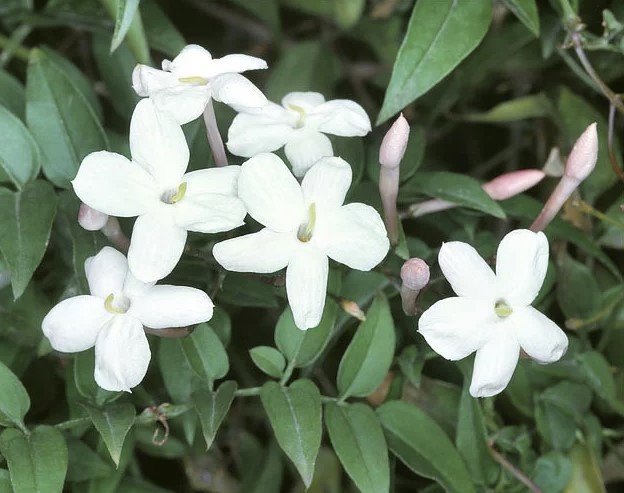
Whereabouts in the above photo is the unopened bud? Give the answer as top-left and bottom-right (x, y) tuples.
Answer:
(78, 203), (109, 231)
(379, 113), (410, 169)
(482, 169), (545, 201)
(564, 122), (598, 182)
(400, 258), (430, 315)
(340, 298), (366, 321)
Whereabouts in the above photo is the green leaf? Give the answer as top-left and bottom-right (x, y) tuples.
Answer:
(377, 0), (492, 123)
(556, 254), (601, 320)
(0, 70), (25, 119)
(565, 442), (606, 493)
(83, 403), (136, 466)
(227, 0), (280, 32)
(0, 426), (68, 493)
(66, 438), (113, 482)
(502, 0), (540, 37)
(274, 300), (337, 368)
(241, 440), (284, 493)
(0, 469), (10, 493)
(109, 0), (141, 53)
(577, 351), (624, 416)
(180, 322), (229, 385)
(157, 339), (193, 403)
(325, 402), (389, 493)
(556, 87), (620, 202)
(337, 294), (396, 399)
(260, 379), (322, 487)
(220, 273), (278, 308)
(400, 171), (506, 218)
(0, 360), (30, 429)
(377, 401), (476, 493)
(531, 451), (572, 493)
(250, 346), (286, 378)
(192, 381), (237, 450)
(140, 0), (186, 57)
(0, 180), (57, 299)
(462, 93), (552, 123)
(26, 48), (108, 188)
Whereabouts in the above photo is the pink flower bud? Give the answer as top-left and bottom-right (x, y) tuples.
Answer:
(400, 258), (430, 290)
(482, 169), (546, 201)
(78, 203), (109, 231)
(564, 122), (598, 182)
(379, 113), (410, 169)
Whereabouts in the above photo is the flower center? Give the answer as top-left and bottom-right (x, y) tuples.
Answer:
(287, 103), (306, 129)
(494, 299), (513, 318)
(161, 182), (187, 204)
(178, 76), (209, 86)
(104, 293), (130, 314)
(297, 203), (316, 242)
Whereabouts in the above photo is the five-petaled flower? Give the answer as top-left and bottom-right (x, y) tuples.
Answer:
(227, 91), (371, 177)
(73, 98), (247, 283)
(132, 44), (268, 124)
(42, 247), (213, 392)
(213, 153), (389, 329)
(418, 229), (568, 398)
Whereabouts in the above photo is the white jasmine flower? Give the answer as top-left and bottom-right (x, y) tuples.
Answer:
(227, 91), (371, 177)
(418, 230), (568, 398)
(73, 98), (247, 283)
(132, 44), (267, 124)
(213, 153), (389, 329)
(42, 247), (213, 392)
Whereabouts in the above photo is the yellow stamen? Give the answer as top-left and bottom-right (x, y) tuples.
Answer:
(297, 203), (316, 242)
(495, 300), (513, 318)
(105, 293), (127, 314)
(287, 103), (306, 128)
(178, 76), (209, 85)
(169, 182), (187, 204)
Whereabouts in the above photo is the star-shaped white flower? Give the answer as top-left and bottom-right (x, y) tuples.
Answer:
(212, 153), (389, 329)
(42, 247), (213, 392)
(72, 99), (247, 283)
(132, 44), (267, 124)
(418, 229), (568, 398)
(227, 91), (371, 177)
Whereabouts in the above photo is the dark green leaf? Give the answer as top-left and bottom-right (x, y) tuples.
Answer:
(462, 93), (552, 123)
(249, 346), (286, 378)
(557, 254), (601, 321)
(577, 351), (624, 415)
(140, 0), (186, 57)
(66, 438), (113, 482)
(0, 360), (30, 428)
(325, 402), (389, 493)
(0, 70), (25, 119)
(180, 322), (229, 385)
(378, 0), (492, 123)
(157, 339), (193, 403)
(532, 451), (572, 493)
(337, 293), (396, 399)
(0, 180), (57, 299)
(192, 381), (237, 450)
(83, 403), (136, 466)
(502, 0), (540, 37)
(109, 0), (141, 52)
(260, 379), (322, 487)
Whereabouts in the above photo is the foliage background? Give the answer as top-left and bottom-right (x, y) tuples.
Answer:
(0, 0), (623, 492)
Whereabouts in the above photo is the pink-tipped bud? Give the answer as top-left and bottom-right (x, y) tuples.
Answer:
(564, 122), (598, 182)
(401, 258), (430, 290)
(482, 169), (546, 201)
(379, 113), (410, 169)
(78, 203), (109, 231)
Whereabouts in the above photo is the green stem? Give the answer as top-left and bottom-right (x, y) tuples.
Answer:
(234, 386), (262, 397)
(0, 31), (31, 63)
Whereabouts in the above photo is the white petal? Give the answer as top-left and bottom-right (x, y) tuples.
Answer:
(238, 153), (304, 232)
(164, 44), (213, 78)
(130, 285), (213, 329)
(204, 54), (267, 77)
(150, 85), (211, 125)
(307, 99), (371, 137)
(130, 99), (190, 189)
(284, 130), (333, 178)
(470, 335), (520, 398)
(513, 306), (568, 363)
(174, 194), (246, 233)
(72, 151), (159, 217)
(315, 203), (389, 270)
(417, 297), (496, 361)
(301, 157), (352, 211)
(128, 209), (188, 283)
(282, 92), (325, 112)
(94, 315), (150, 392)
(496, 229), (549, 306)
(438, 241), (498, 300)
(286, 246), (328, 330)
(183, 165), (241, 196)
(85, 247), (128, 299)
(210, 73), (267, 111)
(213, 229), (296, 273)
(42, 296), (110, 353)
(226, 109), (293, 158)
(132, 65), (178, 97)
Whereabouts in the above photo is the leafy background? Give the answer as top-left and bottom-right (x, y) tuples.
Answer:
(0, 0), (623, 492)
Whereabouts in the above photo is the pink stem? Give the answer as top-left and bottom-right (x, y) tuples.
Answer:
(530, 175), (578, 232)
(203, 100), (228, 167)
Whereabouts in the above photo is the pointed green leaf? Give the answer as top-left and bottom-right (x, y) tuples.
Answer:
(260, 379), (322, 487)
(180, 322), (229, 385)
(502, 0), (540, 37)
(83, 403), (136, 466)
(337, 294), (396, 399)
(192, 381), (237, 450)
(109, 0), (141, 52)
(0, 426), (68, 493)
(0, 105), (41, 188)
(325, 402), (390, 493)
(0, 180), (57, 299)
(0, 361), (30, 429)
(0, 70), (25, 119)
(249, 346), (286, 378)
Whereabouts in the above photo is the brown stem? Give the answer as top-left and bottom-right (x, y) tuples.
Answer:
(488, 441), (544, 493)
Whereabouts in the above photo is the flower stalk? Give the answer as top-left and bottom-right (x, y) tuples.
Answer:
(203, 99), (229, 167)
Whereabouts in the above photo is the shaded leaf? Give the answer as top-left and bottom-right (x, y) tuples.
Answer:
(193, 381), (237, 450)
(83, 403), (136, 466)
